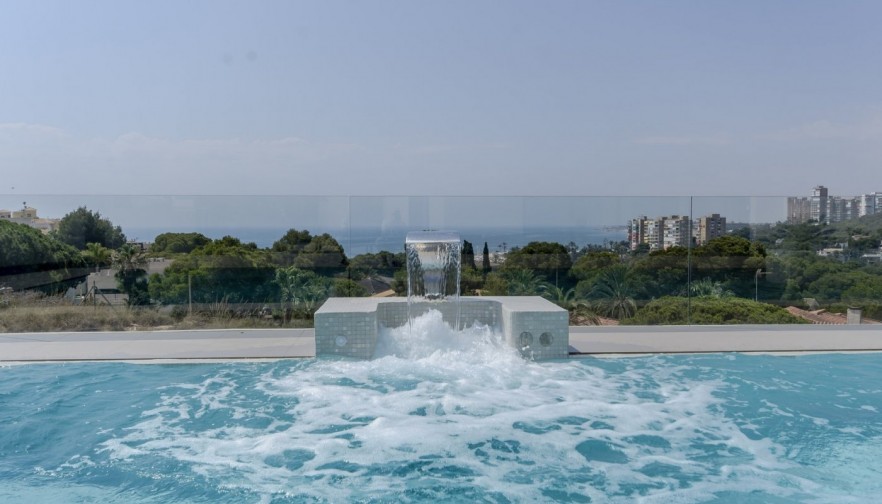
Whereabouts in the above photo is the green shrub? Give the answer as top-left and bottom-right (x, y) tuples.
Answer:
(622, 296), (807, 325)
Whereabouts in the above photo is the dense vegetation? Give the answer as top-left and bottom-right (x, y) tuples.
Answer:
(0, 220), (86, 291)
(53, 206), (126, 250)
(3, 206), (882, 328)
(622, 297), (806, 325)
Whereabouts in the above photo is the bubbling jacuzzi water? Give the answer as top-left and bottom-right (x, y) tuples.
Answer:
(2, 315), (882, 503)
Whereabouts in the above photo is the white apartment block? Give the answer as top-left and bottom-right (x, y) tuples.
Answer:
(663, 216), (691, 249)
(629, 214), (712, 251)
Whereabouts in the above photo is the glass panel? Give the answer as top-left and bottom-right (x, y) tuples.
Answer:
(0, 195), (349, 331)
(695, 195), (882, 325)
(689, 196), (844, 325)
(4, 194), (879, 332)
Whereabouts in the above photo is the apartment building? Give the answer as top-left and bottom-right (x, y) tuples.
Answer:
(696, 213), (727, 246)
(629, 214), (708, 251)
(787, 186), (882, 224)
(858, 193), (882, 217)
(787, 197), (811, 224)
(810, 185), (828, 224)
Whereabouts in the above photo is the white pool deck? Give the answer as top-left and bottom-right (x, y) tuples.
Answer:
(2, 325), (881, 362)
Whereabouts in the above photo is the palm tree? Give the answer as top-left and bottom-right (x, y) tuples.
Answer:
(541, 285), (600, 325)
(112, 244), (149, 305)
(274, 266), (331, 319)
(689, 277), (734, 299)
(590, 266), (638, 319)
(112, 244), (147, 274)
(83, 242), (112, 271)
(504, 268), (547, 296)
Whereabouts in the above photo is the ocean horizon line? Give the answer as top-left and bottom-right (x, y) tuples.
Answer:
(124, 225), (629, 256)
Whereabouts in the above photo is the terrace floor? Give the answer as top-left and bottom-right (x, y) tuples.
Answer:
(2, 325), (882, 362)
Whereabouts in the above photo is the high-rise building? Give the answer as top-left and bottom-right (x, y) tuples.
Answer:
(788, 186), (881, 224)
(628, 216), (649, 251)
(828, 196), (859, 224)
(787, 197), (812, 224)
(696, 213), (726, 245)
(629, 215), (702, 251)
(810, 185), (829, 224)
(663, 215), (691, 249)
(858, 193), (882, 217)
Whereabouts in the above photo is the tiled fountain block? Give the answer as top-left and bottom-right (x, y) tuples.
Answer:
(314, 298), (378, 359)
(458, 299), (501, 329)
(498, 297), (570, 360)
(375, 299), (500, 330)
(376, 301), (409, 328)
(315, 296), (569, 360)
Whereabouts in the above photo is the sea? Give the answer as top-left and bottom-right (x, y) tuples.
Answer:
(124, 226), (628, 256)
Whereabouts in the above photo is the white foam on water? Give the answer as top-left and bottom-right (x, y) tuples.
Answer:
(374, 308), (511, 361)
(92, 312), (872, 502)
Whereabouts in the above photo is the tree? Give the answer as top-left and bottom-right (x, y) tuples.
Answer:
(149, 236), (276, 305)
(113, 244), (149, 306)
(83, 242), (112, 271)
(0, 220), (85, 291)
(348, 251), (405, 280)
(274, 266), (331, 319)
(501, 241), (572, 287)
(541, 284), (599, 325)
(460, 267), (484, 295)
(778, 222), (833, 252)
(333, 278), (369, 297)
(571, 251), (619, 282)
(54, 207), (125, 250)
(631, 243), (651, 256)
(271, 228), (314, 266)
(462, 240), (477, 270)
(688, 277), (734, 299)
(481, 271), (509, 295)
(588, 265), (639, 319)
(482, 242), (492, 275)
(150, 232), (211, 254)
(623, 296), (807, 325)
(293, 233), (348, 274)
(631, 246), (689, 298)
(502, 268), (548, 296)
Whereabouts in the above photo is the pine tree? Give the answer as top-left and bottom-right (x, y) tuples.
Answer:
(482, 242), (492, 274)
(462, 240), (477, 270)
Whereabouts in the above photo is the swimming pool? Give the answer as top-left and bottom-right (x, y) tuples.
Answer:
(1, 321), (881, 502)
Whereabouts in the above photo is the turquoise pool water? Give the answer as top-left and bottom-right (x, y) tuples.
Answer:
(1, 327), (881, 502)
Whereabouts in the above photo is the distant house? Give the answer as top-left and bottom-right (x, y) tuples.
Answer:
(817, 247), (846, 259)
(0, 205), (60, 234)
(81, 268), (127, 305)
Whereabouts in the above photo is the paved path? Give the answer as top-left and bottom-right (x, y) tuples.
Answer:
(569, 324), (882, 354)
(2, 325), (881, 362)
(0, 329), (315, 362)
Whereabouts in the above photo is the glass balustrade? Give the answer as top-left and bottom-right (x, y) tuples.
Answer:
(1, 194), (879, 331)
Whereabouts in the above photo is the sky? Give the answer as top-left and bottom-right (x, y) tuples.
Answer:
(2, 1), (881, 215)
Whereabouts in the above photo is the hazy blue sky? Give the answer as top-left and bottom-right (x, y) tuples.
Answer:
(2, 0), (881, 199)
